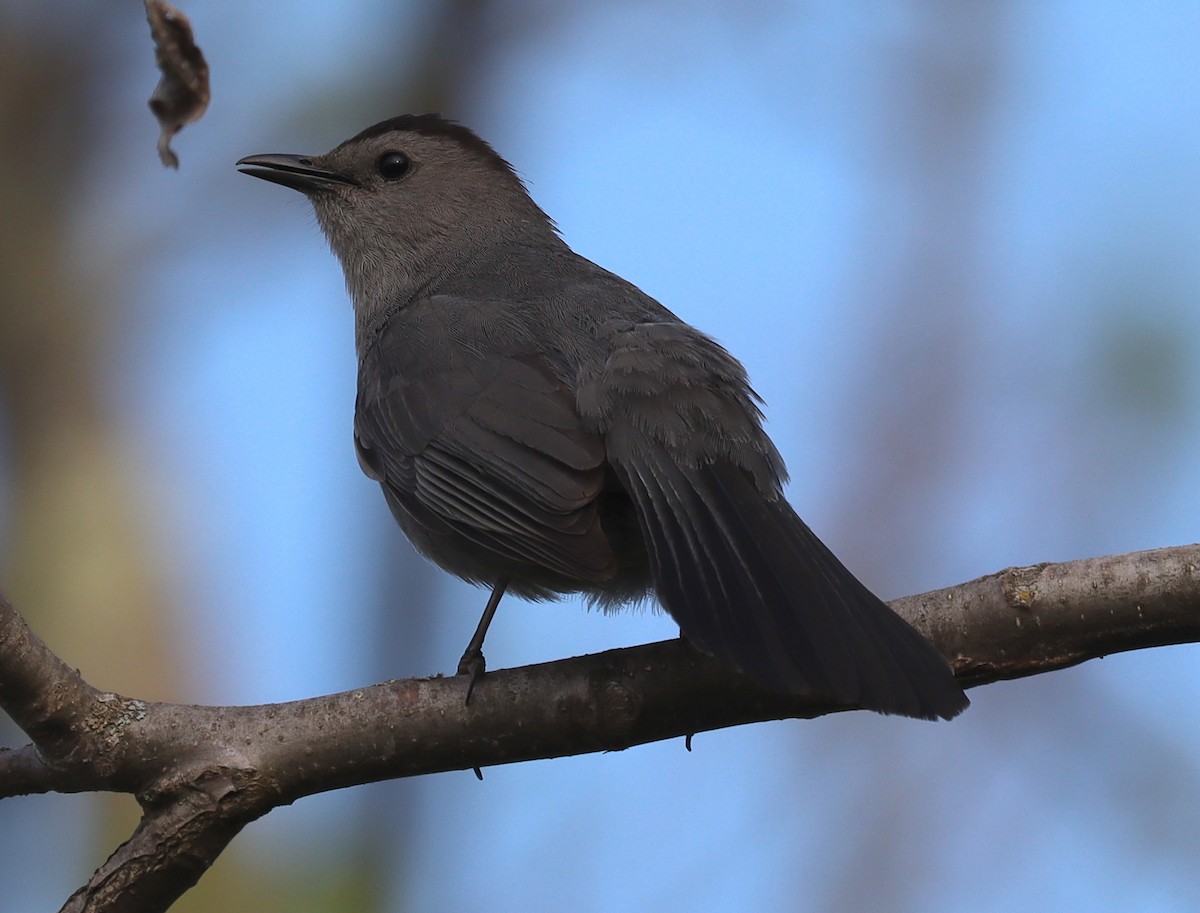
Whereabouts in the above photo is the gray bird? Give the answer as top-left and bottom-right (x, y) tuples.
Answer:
(237, 114), (968, 720)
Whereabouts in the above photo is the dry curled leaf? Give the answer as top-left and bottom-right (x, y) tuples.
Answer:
(145, 0), (210, 169)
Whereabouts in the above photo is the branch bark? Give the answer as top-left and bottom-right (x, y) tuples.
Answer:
(2, 543), (1199, 912)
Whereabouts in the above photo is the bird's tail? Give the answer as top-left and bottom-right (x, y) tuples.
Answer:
(612, 448), (968, 720)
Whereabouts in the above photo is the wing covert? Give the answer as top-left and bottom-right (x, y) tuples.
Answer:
(355, 343), (616, 584)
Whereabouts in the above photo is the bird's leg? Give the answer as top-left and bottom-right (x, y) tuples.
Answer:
(457, 577), (509, 705)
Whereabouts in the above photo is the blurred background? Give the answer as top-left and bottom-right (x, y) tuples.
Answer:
(3, 1), (1200, 911)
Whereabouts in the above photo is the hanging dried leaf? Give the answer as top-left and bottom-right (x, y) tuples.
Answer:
(144, 0), (210, 169)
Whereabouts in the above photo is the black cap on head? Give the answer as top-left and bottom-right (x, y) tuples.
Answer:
(336, 113), (521, 182)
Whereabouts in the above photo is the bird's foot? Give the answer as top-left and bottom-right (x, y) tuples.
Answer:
(457, 648), (486, 705)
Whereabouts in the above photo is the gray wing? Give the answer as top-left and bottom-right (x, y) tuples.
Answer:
(355, 332), (616, 585)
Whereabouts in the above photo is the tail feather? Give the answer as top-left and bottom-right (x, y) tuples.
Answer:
(702, 462), (870, 697)
(707, 464), (932, 711)
(624, 461), (798, 686)
(612, 448), (968, 721)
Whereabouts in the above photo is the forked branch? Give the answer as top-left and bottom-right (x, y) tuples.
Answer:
(2, 544), (1199, 912)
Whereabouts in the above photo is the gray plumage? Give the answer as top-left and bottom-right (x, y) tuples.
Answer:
(237, 114), (968, 720)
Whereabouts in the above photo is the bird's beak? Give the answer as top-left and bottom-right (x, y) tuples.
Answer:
(236, 154), (358, 192)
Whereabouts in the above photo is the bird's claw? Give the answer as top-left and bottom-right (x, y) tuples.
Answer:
(458, 649), (486, 705)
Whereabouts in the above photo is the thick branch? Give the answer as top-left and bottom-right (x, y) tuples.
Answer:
(898, 544), (1200, 684)
(1, 544), (1198, 913)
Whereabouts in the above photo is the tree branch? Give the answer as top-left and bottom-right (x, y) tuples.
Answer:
(0, 593), (104, 767)
(2, 543), (1199, 912)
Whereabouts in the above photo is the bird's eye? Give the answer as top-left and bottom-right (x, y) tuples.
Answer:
(376, 151), (411, 180)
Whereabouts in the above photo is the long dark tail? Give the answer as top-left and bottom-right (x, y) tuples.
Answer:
(612, 449), (968, 720)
